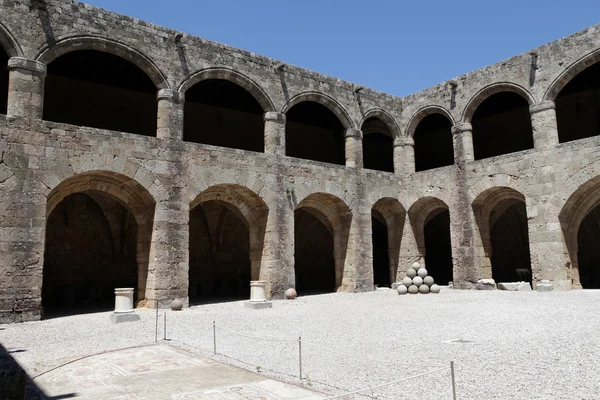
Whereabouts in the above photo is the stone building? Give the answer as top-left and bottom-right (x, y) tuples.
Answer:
(1, 0), (599, 323)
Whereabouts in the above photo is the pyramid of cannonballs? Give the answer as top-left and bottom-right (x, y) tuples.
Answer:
(397, 262), (440, 295)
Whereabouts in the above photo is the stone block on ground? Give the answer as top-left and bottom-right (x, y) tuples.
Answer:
(476, 279), (496, 290)
(244, 301), (273, 309)
(391, 282), (401, 290)
(110, 312), (141, 323)
(536, 280), (554, 292)
(498, 282), (532, 291)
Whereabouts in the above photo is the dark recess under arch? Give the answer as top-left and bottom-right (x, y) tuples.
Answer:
(0, 46), (8, 114)
(414, 114), (454, 171)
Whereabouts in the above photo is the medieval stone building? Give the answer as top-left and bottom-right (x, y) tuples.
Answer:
(1, 0), (599, 323)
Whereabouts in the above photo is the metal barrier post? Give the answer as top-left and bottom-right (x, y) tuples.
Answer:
(155, 302), (159, 343)
(451, 361), (457, 400)
(163, 312), (167, 341)
(213, 321), (217, 355)
(298, 336), (302, 381)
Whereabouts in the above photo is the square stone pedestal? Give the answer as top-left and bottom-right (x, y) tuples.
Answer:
(244, 301), (272, 310)
(110, 312), (141, 323)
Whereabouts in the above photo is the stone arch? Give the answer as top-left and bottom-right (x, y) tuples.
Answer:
(0, 21), (23, 57)
(461, 82), (535, 123)
(190, 184), (269, 283)
(282, 91), (355, 130)
(408, 197), (449, 253)
(361, 108), (401, 139)
(544, 48), (600, 102)
(372, 197), (405, 285)
(295, 192), (352, 292)
(36, 36), (169, 89)
(405, 105), (455, 139)
(178, 67), (275, 112)
(44, 171), (156, 312)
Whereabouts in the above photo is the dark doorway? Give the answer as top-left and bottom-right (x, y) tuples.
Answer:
(189, 200), (251, 303)
(362, 117), (394, 172)
(556, 61), (600, 143)
(43, 193), (138, 317)
(372, 215), (391, 287)
(424, 210), (453, 285)
(294, 208), (336, 294)
(0, 46), (8, 114)
(472, 92), (533, 160)
(490, 201), (533, 284)
(286, 101), (345, 165)
(414, 114), (454, 171)
(577, 204), (600, 288)
(43, 50), (157, 136)
(184, 79), (264, 152)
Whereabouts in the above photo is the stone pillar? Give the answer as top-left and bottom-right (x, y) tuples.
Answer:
(402, 137), (415, 174)
(343, 209), (373, 291)
(157, 89), (183, 140)
(7, 57), (46, 119)
(530, 101), (558, 151)
(345, 128), (363, 168)
(398, 218), (420, 279)
(452, 123), (474, 163)
(393, 138), (404, 175)
(264, 112), (286, 155)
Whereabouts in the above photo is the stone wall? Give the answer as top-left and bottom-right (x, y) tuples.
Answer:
(1, 0), (600, 322)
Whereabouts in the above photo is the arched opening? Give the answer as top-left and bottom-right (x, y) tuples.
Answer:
(0, 46), (8, 114)
(286, 101), (345, 165)
(556, 61), (600, 143)
(183, 79), (264, 152)
(577, 205), (600, 288)
(424, 210), (453, 285)
(43, 192), (139, 317)
(372, 213), (391, 287)
(43, 50), (157, 136)
(294, 208), (336, 294)
(362, 117), (394, 172)
(189, 201), (251, 302)
(472, 92), (533, 160)
(414, 113), (454, 171)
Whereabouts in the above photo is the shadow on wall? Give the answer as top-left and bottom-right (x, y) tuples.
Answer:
(1, 46), (8, 114)
(0, 343), (76, 399)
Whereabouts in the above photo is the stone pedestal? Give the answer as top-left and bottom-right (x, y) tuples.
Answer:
(110, 288), (140, 323)
(245, 281), (272, 309)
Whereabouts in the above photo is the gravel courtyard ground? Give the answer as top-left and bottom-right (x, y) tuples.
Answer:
(2, 288), (599, 399)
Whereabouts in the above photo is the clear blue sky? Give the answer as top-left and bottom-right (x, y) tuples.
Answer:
(84, 0), (599, 97)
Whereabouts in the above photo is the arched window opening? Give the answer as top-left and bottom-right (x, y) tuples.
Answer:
(43, 193), (138, 317)
(556, 61), (600, 143)
(286, 101), (345, 165)
(0, 47), (8, 114)
(294, 208), (336, 294)
(184, 79), (264, 152)
(423, 210), (453, 285)
(472, 92), (533, 160)
(362, 117), (393, 172)
(372, 213), (391, 287)
(43, 50), (157, 136)
(414, 114), (454, 171)
(189, 200), (251, 303)
(577, 204), (600, 288)
(490, 200), (532, 284)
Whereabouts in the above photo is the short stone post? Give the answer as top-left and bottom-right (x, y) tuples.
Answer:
(245, 281), (273, 309)
(157, 89), (183, 140)
(110, 288), (140, 323)
(530, 100), (558, 151)
(7, 57), (46, 119)
(452, 123), (474, 162)
(345, 128), (363, 168)
(264, 111), (286, 155)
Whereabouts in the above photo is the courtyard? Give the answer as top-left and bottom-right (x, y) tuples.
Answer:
(2, 288), (599, 399)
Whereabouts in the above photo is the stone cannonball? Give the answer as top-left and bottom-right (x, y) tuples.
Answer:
(411, 262), (421, 271)
(402, 277), (413, 287)
(397, 285), (408, 295)
(412, 276), (424, 287)
(419, 284), (430, 294)
(171, 299), (183, 311)
(423, 276), (435, 287)
(408, 285), (419, 294)
(285, 288), (297, 299)
(417, 268), (428, 278)
(405, 268), (417, 279)
(430, 284), (441, 294)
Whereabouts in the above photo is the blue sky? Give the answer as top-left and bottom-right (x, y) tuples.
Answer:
(84, 0), (599, 97)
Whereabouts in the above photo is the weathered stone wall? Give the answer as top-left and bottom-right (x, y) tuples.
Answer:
(1, 0), (600, 322)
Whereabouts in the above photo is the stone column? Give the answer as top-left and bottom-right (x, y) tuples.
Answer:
(264, 112), (286, 155)
(398, 218), (420, 279)
(452, 123), (474, 163)
(341, 209), (372, 291)
(530, 100), (558, 151)
(345, 128), (363, 168)
(402, 137), (415, 174)
(7, 57), (46, 119)
(393, 138), (404, 175)
(157, 89), (183, 140)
